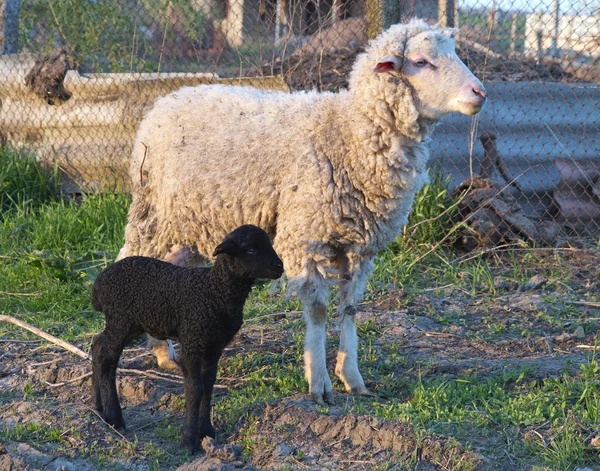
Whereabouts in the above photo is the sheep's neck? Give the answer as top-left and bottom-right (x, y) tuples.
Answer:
(210, 266), (255, 316)
(328, 103), (434, 216)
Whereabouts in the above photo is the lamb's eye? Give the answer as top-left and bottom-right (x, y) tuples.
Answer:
(247, 247), (258, 255)
(413, 59), (428, 68)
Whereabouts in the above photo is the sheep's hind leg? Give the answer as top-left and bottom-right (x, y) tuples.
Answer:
(335, 258), (374, 397)
(296, 264), (334, 406)
(151, 245), (210, 370)
(92, 324), (139, 430)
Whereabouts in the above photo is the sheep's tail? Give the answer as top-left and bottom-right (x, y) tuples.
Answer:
(91, 274), (105, 313)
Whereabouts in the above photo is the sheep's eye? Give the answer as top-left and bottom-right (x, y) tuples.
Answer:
(413, 59), (428, 68)
(247, 247), (258, 255)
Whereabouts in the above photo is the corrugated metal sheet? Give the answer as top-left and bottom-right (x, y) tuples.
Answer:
(428, 81), (600, 230)
(0, 54), (289, 192)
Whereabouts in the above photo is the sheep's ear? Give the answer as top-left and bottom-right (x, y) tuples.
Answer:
(374, 55), (401, 73)
(440, 27), (459, 38)
(213, 238), (240, 257)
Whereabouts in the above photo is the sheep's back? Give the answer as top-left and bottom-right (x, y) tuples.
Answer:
(128, 85), (345, 257)
(93, 257), (213, 338)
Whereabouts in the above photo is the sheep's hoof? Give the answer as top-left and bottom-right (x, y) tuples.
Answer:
(102, 412), (126, 431)
(198, 422), (216, 440)
(181, 436), (200, 455)
(154, 343), (180, 370)
(310, 390), (335, 406)
(350, 385), (375, 397)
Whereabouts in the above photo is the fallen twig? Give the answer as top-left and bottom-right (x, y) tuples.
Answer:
(86, 405), (133, 444)
(0, 315), (91, 360)
(0, 291), (43, 297)
(117, 368), (183, 384)
(564, 301), (600, 308)
(44, 372), (92, 388)
(131, 413), (176, 433)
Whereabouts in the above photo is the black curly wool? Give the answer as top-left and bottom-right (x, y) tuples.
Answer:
(91, 225), (283, 453)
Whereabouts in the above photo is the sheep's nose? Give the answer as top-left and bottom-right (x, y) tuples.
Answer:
(472, 85), (487, 100)
(276, 262), (284, 271)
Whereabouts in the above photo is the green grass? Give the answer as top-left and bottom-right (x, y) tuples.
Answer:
(1, 146), (599, 470)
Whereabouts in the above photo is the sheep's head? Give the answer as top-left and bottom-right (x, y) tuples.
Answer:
(213, 225), (284, 280)
(351, 19), (486, 137)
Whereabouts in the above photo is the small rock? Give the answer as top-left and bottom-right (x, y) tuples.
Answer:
(573, 326), (586, 339)
(525, 274), (546, 290)
(273, 443), (292, 458)
(47, 458), (78, 471)
(590, 433), (600, 448)
(554, 332), (572, 342)
(493, 276), (508, 290)
(349, 40), (359, 49)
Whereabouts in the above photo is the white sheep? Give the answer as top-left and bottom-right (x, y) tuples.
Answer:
(118, 19), (487, 405)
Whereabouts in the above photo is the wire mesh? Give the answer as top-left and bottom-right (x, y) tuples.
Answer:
(0, 0), (598, 237)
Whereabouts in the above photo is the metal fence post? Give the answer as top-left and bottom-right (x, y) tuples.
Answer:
(510, 12), (518, 55)
(2, 0), (20, 54)
(438, 0), (456, 27)
(367, 0), (383, 39)
(551, 0), (560, 57)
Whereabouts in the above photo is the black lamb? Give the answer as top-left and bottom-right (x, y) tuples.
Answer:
(91, 225), (284, 453)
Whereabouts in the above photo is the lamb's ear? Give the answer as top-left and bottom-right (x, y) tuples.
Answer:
(213, 238), (240, 257)
(374, 55), (401, 73)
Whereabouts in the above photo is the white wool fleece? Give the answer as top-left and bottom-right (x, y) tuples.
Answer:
(119, 18), (485, 401)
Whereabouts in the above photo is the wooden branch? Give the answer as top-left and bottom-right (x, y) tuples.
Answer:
(44, 372), (93, 388)
(0, 315), (91, 360)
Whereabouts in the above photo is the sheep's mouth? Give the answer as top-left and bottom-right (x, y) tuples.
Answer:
(458, 99), (486, 115)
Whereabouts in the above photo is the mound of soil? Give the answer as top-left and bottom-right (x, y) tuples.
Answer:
(220, 398), (481, 470)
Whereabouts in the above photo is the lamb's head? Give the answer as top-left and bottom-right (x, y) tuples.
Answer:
(213, 225), (284, 280)
(350, 19), (486, 136)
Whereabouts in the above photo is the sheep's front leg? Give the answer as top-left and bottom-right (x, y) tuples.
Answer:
(296, 265), (334, 406)
(335, 258), (374, 396)
(180, 355), (204, 454)
(198, 351), (221, 441)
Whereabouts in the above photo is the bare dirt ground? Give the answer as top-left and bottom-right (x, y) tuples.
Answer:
(1, 246), (599, 470)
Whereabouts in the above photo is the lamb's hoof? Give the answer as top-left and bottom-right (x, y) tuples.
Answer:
(310, 390), (335, 406)
(182, 435), (200, 455)
(101, 412), (126, 431)
(198, 422), (216, 440)
(350, 385), (375, 397)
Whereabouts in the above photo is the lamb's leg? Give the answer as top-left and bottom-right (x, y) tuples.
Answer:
(150, 245), (211, 370)
(91, 334), (104, 414)
(180, 354), (204, 454)
(92, 324), (138, 430)
(296, 264), (334, 406)
(198, 350), (221, 441)
(335, 257), (375, 396)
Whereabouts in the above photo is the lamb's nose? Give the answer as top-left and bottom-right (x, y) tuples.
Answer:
(473, 86), (487, 99)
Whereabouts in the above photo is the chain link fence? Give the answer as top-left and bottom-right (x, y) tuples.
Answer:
(0, 0), (599, 239)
